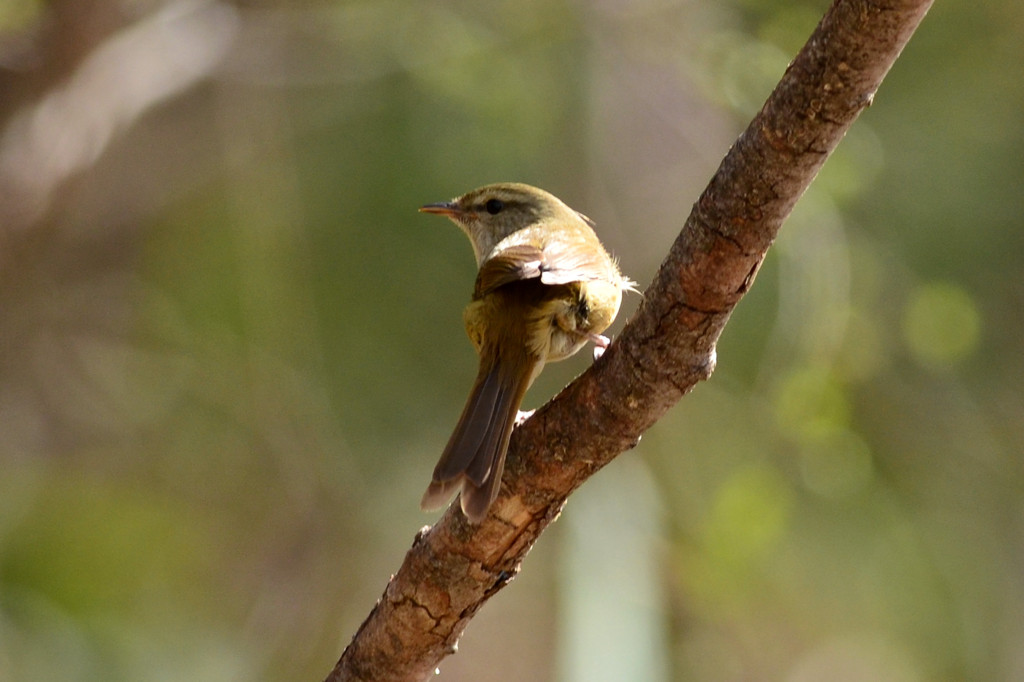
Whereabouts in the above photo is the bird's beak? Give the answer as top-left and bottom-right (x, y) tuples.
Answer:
(419, 201), (461, 217)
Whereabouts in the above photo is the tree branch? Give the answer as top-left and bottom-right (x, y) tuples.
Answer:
(325, 0), (933, 680)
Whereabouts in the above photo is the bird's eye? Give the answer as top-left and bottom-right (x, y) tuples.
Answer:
(484, 199), (504, 215)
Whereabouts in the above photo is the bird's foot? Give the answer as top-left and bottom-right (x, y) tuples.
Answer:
(514, 409), (535, 427)
(591, 334), (611, 360)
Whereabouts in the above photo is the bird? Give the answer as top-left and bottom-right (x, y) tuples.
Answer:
(419, 182), (634, 522)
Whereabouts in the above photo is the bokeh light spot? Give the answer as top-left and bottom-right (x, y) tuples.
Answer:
(774, 365), (850, 440)
(704, 465), (793, 563)
(902, 282), (980, 368)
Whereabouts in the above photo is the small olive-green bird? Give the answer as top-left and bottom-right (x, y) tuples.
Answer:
(419, 182), (634, 523)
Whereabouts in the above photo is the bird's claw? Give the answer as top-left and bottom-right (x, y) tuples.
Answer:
(514, 409), (535, 427)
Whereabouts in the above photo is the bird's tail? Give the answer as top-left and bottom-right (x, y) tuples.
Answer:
(421, 346), (538, 522)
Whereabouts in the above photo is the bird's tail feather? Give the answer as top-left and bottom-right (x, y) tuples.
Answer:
(421, 347), (537, 522)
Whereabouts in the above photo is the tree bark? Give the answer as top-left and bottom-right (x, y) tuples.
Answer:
(324, 0), (934, 680)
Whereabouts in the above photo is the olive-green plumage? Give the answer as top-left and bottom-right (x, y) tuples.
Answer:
(419, 183), (634, 522)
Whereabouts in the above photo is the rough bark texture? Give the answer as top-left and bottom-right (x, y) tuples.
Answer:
(325, 0), (934, 680)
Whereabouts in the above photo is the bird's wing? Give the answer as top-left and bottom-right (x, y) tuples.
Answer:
(474, 241), (612, 298)
(473, 244), (545, 298)
(535, 237), (614, 286)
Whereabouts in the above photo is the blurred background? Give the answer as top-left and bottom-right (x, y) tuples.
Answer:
(0, 0), (1021, 680)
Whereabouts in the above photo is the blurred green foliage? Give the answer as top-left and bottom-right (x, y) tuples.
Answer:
(0, 0), (1022, 680)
